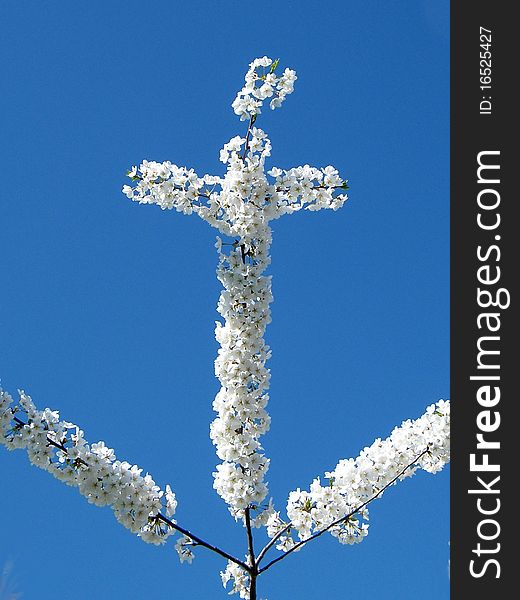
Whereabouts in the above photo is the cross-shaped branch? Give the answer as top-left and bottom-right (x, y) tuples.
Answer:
(1, 57), (449, 600)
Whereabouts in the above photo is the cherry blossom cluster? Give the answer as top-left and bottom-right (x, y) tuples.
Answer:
(267, 164), (348, 214)
(232, 56), (297, 120)
(264, 400), (450, 551)
(122, 162), (209, 215)
(0, 388), (178, 546)
(175, 535), (196, 564)
(211, 226), (273, 516)
(122, 138), (348, 228)
(221, 560), (251, 599)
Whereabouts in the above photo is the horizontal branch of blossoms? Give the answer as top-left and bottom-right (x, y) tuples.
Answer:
(122, 152), (348, 233)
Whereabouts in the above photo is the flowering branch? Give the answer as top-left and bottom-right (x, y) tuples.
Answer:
(258, 448), (430, 573)
(1, 56), (449, 600)
(1, 389), (247, 570)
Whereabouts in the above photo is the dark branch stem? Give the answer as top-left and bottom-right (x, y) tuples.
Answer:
(242, 116), (256, 160)
(274, 183), (346, 194)
(156, 514), (249, 571)
(258, 449), (429, 574)
(256, 523), (291, 565)
(48, 437), (89, 466)
(13, 416), (86, 467)
(244, 507), (257, 600)
(249, 572), (257, 600)
(245, 507), (256, 566)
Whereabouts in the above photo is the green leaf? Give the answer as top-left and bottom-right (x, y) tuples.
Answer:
(126, 170), (142, 182)
(269, 58), (280, 74)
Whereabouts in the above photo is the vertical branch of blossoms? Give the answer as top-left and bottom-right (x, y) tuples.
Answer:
(122, 56), (355, 599)
(211, 222), (273, 518)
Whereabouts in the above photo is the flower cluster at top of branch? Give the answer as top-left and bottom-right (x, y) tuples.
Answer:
(122, 58), (347, 229)
(0, 389), (178, 546)
(231, 56), (297, 120)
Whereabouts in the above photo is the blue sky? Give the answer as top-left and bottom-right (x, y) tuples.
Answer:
(0, 2), (449, 599)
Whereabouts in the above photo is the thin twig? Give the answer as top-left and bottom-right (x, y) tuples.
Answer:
(156, 514), (250, 571)
(242, 115), (256, 160)
(256, 523), (291, 565)
(245, 507), (256, 567)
